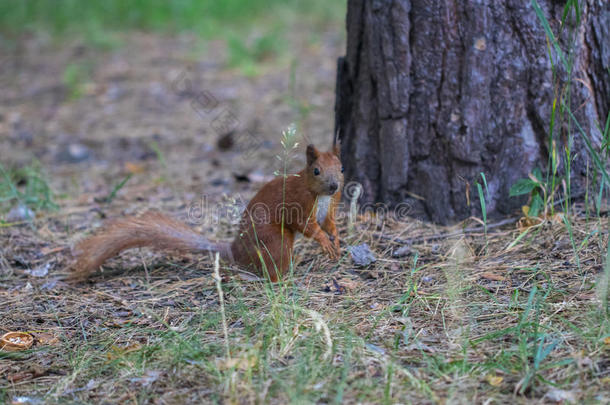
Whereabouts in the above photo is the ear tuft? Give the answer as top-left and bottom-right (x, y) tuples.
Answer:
(306, 144), (320, 166)
(332, 143), (341, 158)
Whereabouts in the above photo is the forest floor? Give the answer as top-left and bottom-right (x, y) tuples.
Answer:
(1, 11), (609, 405)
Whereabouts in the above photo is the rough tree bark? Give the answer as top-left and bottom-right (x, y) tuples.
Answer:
(335, 0), (609, 224)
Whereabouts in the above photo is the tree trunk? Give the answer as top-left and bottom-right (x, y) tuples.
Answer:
(335, 0), (609, 224)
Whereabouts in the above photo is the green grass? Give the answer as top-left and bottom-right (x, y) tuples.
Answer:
(0, 0), (345, 37)
(1, 0), (608, 402)
(508, 1), (609, 262)
(13, 247), (604, 402)
(477, 172), (489, 255)
(62, 62), (93, 100)
(226, 28), (286, 76)
(0, 0), (346, 73)
(2, 188), (608, 402)
(0, 163), (57, 220)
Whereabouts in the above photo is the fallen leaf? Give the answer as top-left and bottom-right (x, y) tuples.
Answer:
(216, 355), (257, 371)
(124, 162), (146, 174)
(517, 216), (543, 232)
(603, 336), (610, 346)
(7, 372), (35, 383)
(337, 277), (361, 291)
(522, 205), (530, 217)
(480, 272), (506, 282)
(486, 375), (503, 386)
(548, 212), (565, 223)
(106, 343), (142, 360)
(35, 332), (60, 346)
(6, 366), (48, 383)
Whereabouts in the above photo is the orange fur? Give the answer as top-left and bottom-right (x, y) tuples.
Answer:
(71, 211), (231, 280)
(71, 145), (343, 282)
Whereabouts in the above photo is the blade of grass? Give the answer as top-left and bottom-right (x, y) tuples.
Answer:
(532, 0), (568, 70)
(100, 173), (132, 204)
(565, 106), (610, 187)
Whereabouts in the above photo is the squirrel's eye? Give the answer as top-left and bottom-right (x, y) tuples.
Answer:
(313, 168), (320, 176)
(341, 166), (345, 173)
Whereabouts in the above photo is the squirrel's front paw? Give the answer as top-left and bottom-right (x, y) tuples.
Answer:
(320, 236), (338, 260)
(329, 234), (341, 258)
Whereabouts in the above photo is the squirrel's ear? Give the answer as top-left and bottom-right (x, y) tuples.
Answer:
(332, 127), (341, 158)
(306, 144), (320, 166)
(332, 143), (341, 158)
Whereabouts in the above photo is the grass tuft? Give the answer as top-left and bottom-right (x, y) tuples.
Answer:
(0, 163), (57, 220)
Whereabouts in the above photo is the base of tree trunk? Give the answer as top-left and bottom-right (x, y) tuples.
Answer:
(335, 0), (609, 224)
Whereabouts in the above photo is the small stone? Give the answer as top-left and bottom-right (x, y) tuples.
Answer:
(11, 396), (44, 405)
(393, 245), (412, 257)
(57, 143), (91, 163)
(217, 131), (235, 151)
(248, 170), (270, 183)
(25, 263), (50, 277)
(211, 178), (228, 186)
(5, 204), (34, 222)
(261, 140), (274, 149)
(422, 276), (435, 284)
(41, 279), (59, 290)
(544, 388), (576, 403)
(349, 243), (376, 267)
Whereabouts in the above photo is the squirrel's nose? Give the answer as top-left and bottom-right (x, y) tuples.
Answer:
(329, 182), (338, 193)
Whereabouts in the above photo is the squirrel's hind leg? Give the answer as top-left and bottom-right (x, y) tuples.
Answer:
(254, 230), (295, 282)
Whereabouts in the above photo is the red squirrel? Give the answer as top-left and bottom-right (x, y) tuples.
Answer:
(72, 144), (343, 282)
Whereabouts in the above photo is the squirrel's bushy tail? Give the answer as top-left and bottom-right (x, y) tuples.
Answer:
(71, 210), (231, 280)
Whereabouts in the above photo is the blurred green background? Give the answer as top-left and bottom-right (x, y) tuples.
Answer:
(0, 0), (346, 75)
(0, 0), (347, 214)
(0, 0), (345, 37)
